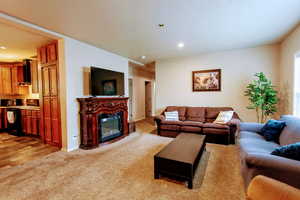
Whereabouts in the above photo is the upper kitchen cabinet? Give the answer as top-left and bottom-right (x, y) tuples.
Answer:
(38, 42), (57, 64)
(31, 60), (39, 93)
(0, 63), (30, 96)
(0, 64), (12, 95)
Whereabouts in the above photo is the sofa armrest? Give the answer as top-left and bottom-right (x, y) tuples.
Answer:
(246, 153), (300, 175)
(154, 115), (165, 123)
(247, 175), (300, 200)
(227, 118), (240, 126)
(240, 122), (264, 133)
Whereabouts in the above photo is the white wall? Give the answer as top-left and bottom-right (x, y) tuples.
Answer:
(64, 38), (129, 151)
(279, 24), (300, 115)
(156, 44), (280, 122)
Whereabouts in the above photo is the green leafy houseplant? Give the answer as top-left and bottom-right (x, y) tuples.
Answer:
(244, 72), (278, 123)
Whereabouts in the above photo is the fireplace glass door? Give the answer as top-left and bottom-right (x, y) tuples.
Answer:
(99, 112), (123, 143)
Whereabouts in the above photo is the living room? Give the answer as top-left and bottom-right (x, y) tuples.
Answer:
(0, 1), (300, 200)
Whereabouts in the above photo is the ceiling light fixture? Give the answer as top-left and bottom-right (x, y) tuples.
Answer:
(141, 55), (146, 59)
(177, 42), (184, 48)
(0, 46), (7, 50)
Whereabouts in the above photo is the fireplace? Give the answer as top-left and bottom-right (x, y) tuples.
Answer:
(99, 112), (123, 143)
(77, 97), (129, 149)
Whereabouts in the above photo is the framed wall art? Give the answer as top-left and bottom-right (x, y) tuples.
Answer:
(192, 69), (221, 92)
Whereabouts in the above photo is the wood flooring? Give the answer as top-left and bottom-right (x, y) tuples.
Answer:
(0, 132), (59, 169)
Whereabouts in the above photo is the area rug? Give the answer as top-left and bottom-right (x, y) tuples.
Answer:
(0, 132), (245, 200)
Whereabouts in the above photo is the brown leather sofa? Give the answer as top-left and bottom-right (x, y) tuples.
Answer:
(154, 106), (240, 144)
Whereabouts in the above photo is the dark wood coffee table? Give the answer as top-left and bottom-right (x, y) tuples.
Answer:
(154, 133), (206, 189)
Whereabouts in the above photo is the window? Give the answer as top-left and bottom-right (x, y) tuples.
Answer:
(294, 54), (300, 117)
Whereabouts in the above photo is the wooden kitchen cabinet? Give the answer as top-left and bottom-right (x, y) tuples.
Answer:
(31, 110), (40, 136)
(41, 67), (50, 97)
(0, 108), (7, 130)
(0, 63), (27, 96)
(47, 43), (57, 62)
(0, 65), (12, 95)
(38, 40), (61, 148)
(31, 60), (39, 93)
(11, 66), (19, 95)
(21, 109), (40, 136)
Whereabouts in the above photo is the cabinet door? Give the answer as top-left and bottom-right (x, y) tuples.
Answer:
(26, 110), (32, 134)
(42, 67), (50, 97)
(31, 111), (38, 135)
(1, 66), (12, 94)
(0, 67), (3, 94)
(43, 98), (52, 142)
(39, 46), (47, 64)
(11, 66), (19, 95)
(47, 43), (57, 62)
(50, 97), (60, 145)
(49, 66), (57, 96)
(31, 60), (39, 93)
(0, 108), (3, 129)
(21, 110), (26, 133)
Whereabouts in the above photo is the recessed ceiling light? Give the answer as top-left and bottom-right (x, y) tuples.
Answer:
(0, 46), (6, 50)
(177, 42), (184, 48)
(141, 56), (146, 59)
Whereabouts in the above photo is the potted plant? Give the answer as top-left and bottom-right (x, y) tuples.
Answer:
(244, 72), (278, 123)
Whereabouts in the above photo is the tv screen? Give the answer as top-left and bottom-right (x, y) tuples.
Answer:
(90, 67), (125, 96)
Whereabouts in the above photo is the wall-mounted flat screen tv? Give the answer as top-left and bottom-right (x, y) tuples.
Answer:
(90, 67), (125, 96)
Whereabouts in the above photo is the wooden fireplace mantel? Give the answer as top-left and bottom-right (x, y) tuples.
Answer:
(77, 97), (129, 149)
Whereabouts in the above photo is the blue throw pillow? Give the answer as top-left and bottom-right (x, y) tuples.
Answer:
(261, 120), (286, 143)
(271, 142), (300, 161)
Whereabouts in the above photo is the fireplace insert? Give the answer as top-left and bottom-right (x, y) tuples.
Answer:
(98, 112), (123, 143)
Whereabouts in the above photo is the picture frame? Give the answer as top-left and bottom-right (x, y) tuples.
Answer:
(192, 69), (221, 92)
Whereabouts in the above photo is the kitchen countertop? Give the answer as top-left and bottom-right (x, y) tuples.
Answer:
(0, 106), (40, 110)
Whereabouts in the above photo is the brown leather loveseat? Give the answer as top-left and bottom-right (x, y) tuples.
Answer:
(154, 106), (240, 144)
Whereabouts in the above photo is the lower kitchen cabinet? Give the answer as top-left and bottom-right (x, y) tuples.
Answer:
(0, 108), (7, 130)
(21, 109), (40, 136)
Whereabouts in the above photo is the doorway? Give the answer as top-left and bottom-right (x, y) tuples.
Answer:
(145, 81), (152, 118)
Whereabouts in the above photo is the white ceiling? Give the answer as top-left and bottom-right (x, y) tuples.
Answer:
(1, 0), (300, 63)
(0, 22), (52, 62)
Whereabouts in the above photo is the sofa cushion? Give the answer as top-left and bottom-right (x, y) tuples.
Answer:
(203, 123), (229, 129)
(166, 106), (187, 121)
(271, 142), (300, 161)
(240, 137), (280, 154)
(161, 120), (184, 126)
(182, 121), (203, 127)
(181, 126), (202, 133)
(160, 124), (180, 131)
(164, 111), (179, 121)
(185, 107), (205, 122)
(240, 131), (265, 140)
(214, 111), (234, 124)
(261, 120), (286, 143)
(279, 115), (300, 146)
(205, 107), (233, 120)
(203, 128), (229, 135)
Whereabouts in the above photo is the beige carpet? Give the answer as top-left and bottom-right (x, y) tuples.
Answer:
(0, 132), (245, 200)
